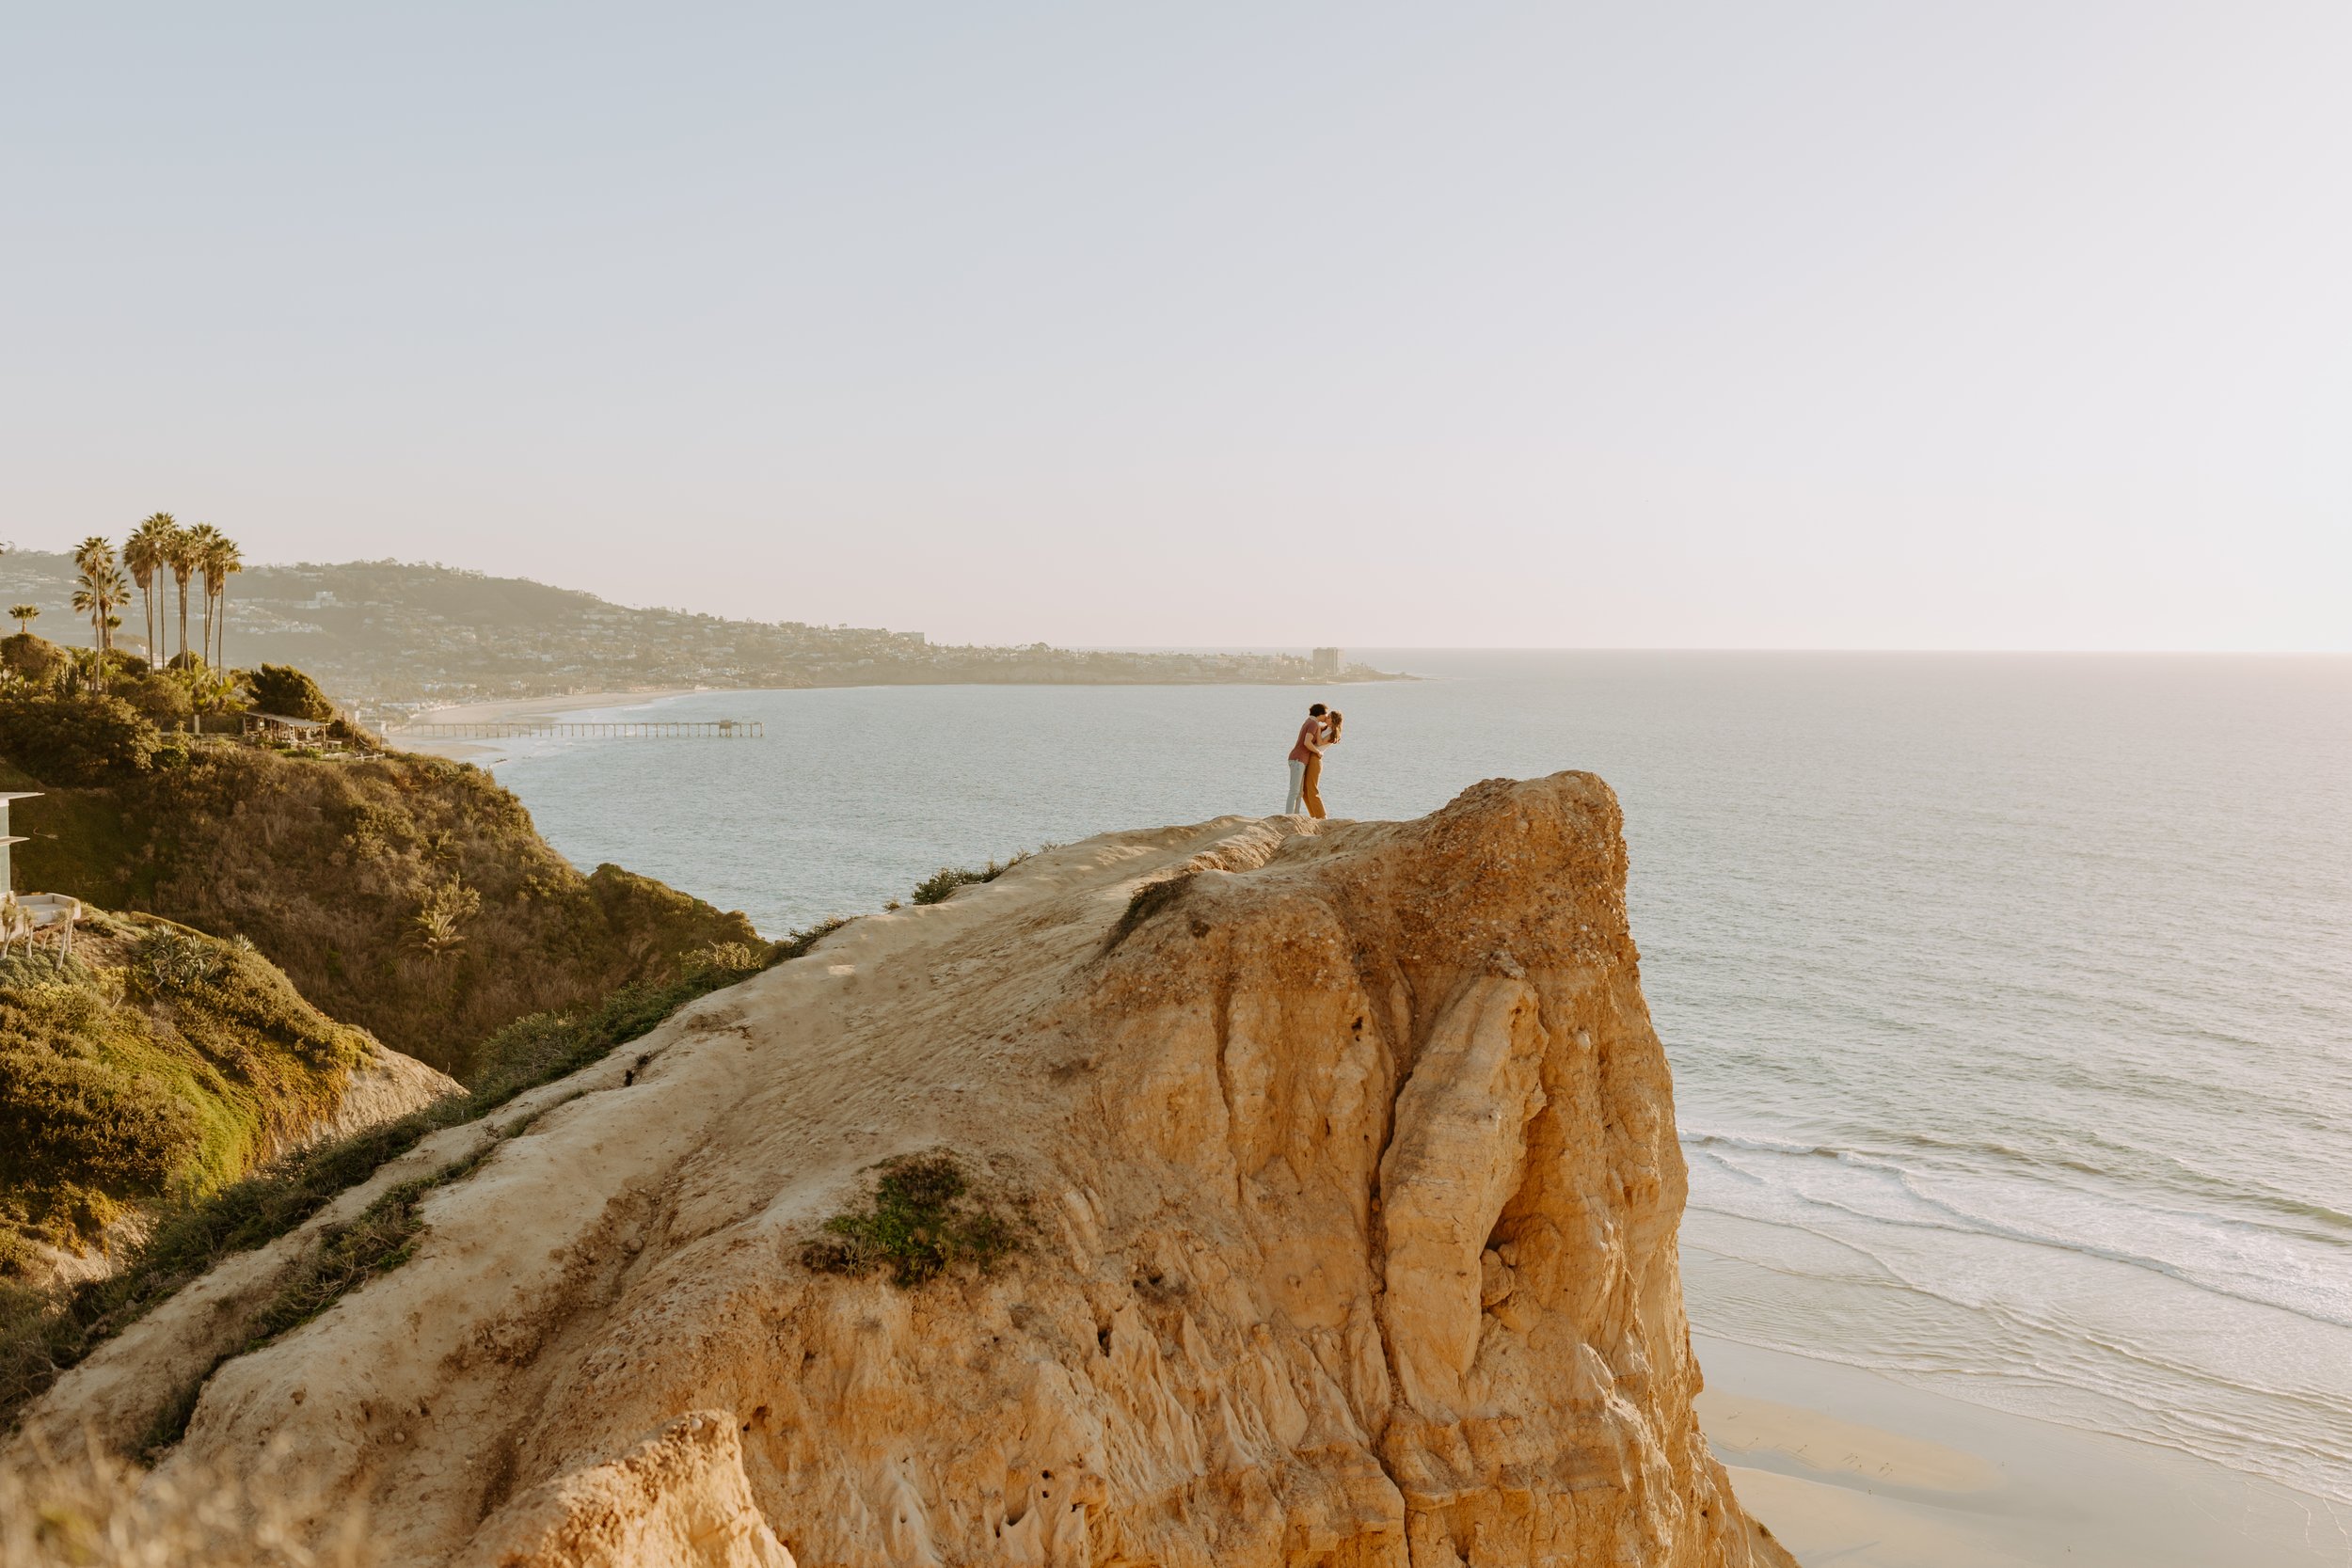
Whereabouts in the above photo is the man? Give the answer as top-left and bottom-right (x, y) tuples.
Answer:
(1285, 703), (1331, 818)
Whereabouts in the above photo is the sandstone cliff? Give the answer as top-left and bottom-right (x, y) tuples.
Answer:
(15, 773), (1793, 1567)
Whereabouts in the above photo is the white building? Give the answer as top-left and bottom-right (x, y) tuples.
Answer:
(0, 791), (31, 892)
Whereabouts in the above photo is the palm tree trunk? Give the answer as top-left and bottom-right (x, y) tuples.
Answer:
(176, 580), (189, 666)
(143, 583), (156, 666)
(215, 582), (229, 667)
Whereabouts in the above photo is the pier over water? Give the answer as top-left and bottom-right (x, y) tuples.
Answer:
(391, 719), (764, 739)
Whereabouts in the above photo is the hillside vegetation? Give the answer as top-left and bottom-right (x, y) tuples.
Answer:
(7, 742), (756, 1075)
(0, 913), (377, 1272)
(0, 927), (814, 1434)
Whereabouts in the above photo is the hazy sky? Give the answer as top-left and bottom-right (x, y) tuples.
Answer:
(5, 4), (2347, 649)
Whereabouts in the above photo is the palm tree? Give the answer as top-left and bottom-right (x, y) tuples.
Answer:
(123, 513), (176, 664)
(183, 524), (224, 667)
(71, 537), (119, 653)
(166, 524), (201, 666)
(181, 660), (237, 718)
(203, 534), (243, 667)
(8, 606), (37, 635)
(70, 544), (129, 692)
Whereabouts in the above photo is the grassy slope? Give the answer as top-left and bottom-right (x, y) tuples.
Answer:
(0, 913), (376, 1269)
(9, 747), (757, 1076)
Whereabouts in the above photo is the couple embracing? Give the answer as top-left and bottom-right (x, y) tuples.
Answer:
(1283, 702), (1343, 818)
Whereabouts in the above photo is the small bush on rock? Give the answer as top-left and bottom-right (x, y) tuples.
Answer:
(803, 1153), (1014, 1288)
(908, 851), (1030, 906)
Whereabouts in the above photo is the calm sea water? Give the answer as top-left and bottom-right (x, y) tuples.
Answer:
(490, 653), (2352, 1503)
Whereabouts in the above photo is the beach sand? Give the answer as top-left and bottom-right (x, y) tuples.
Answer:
(389, 688), (701, 764)
(1698, 1336), (2352, 1568)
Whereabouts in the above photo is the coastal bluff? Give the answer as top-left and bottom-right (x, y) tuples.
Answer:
(18, 772), (1795, 1567)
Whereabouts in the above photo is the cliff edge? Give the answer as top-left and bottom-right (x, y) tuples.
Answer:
(17, 772), (1794, 1566)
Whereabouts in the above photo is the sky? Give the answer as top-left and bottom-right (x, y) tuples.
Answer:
(3, 3), (2347, 650)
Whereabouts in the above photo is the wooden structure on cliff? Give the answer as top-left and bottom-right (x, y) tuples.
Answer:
(0, 791), (85, 958)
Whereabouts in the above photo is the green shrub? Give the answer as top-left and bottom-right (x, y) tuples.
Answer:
(108, 667), (196, 729)
(0, 634), (68, 689)
(0, 693), (158, 785)
(0, 922), (368, 1262)
(803, 1153), (1015, 1288)
(909, 851), (1030, 906)
(0, 1050), (201, 1197)
(11, 747), (762, 1071)
(771, 916), (850, 961)
(239, 664), (334, 722)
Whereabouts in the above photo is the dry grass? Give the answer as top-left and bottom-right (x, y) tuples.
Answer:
(0, 1433), (375, 1567)
(1102, 870), (1198, 953)
(136, 1159), (476, 1460)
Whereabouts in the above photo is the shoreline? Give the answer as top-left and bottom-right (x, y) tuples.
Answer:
(1697, 1334), (2351, 1567)
(383, 678), (1422, 764)
(410, 687), (706, 725)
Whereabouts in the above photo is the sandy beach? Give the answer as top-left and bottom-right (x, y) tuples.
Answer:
(389, 688), (701, 763)
(1698, 1336), (2352, 1568)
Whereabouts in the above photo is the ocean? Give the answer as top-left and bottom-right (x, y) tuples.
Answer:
(485, 652), (2352, 1506)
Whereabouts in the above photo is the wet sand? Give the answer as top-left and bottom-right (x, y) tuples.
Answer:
(1699, 1336), (2352, 1568)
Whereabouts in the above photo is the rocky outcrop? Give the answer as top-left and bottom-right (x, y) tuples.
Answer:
(295, 1043), (465, 1149)
(19, 772), (1787, 1565)
(466, 1411), (797, 1568)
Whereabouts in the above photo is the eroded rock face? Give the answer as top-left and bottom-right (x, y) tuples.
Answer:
(37, 774), (1779, 1565)
(465, 1411), (796, 1568)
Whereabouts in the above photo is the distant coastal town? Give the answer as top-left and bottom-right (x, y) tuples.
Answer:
(1, 549), (1398, 719)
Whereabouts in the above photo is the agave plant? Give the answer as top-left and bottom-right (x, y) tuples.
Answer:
(409, 880), (482, 960)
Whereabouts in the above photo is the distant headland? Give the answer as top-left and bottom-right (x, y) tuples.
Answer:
(1, 549), (1404, 719)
